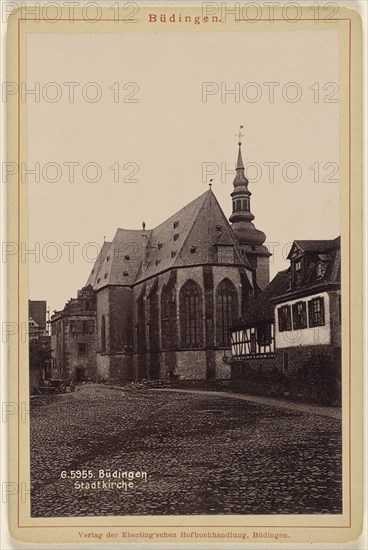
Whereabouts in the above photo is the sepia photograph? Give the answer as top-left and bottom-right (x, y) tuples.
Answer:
(4, 2), (364, 546)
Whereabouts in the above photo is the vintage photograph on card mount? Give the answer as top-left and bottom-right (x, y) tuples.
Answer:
(6, 3), (363, 546)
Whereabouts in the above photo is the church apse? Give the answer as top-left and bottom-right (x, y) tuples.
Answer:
(83, 134), (269, 383)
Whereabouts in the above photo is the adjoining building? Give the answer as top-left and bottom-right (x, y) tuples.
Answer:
(51, 140), (271, 383)
(230, 237), (341, 404)
(29, 300), (48, 341)
(28, 300), (51, 391)
(230, 269), (289, 366)
(50, 285), (97, 381)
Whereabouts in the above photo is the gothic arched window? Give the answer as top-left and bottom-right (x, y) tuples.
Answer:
(216, 279), (238, 347)
(101, 315), (106, 353)
(180, 280), (203, 348)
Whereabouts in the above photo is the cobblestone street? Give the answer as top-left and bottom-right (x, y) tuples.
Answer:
(30, 384), (342, 517)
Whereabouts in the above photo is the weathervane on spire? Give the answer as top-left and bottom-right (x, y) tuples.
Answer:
(236, 125), (244, 146)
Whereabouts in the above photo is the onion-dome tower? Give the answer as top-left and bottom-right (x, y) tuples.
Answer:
(229, 128), (271, 291)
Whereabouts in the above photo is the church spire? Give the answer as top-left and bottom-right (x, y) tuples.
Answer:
(229, 126), (268, 248)
(233, 140), (249, 188)
(229, 127), (253, 224)
(229, 126), (271, 290)
(235, 126), (245, 169)
(237, 142), (244, 168)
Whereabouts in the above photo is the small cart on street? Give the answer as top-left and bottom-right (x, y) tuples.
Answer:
(37, 378), (76, 394)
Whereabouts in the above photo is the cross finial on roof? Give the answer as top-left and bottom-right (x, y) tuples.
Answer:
(209, 178), (214, 189)
(236, 125), (244, 145)
(142, 221), (146, 231)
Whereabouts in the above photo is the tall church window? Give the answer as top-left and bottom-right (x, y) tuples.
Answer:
(161, 284), (177, 349)
(137, 294), (146, 353)
(180, 280), (203, 348)
(148, 284), (159, 353)
(101, 315), (106, 353)
(216, 279), (238, 347)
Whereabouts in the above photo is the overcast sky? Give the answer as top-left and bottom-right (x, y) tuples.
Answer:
(26, 29), (340, 313)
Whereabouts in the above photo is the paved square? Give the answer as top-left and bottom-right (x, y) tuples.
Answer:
(30, 385), (342, 516)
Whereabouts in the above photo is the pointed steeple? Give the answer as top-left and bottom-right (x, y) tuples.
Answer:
(229, 132), (254, 224)
(229, 127), (271, 291)
(237, 142), (244, 167)
(233, 142), (250, 188)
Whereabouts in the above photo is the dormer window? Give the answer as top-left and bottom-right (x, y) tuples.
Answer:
(171, 251), (176, 258)
(173, 221), (179, 229)
(106, 256), (110, 262)
(173, 233), (179, 241)
(104, 273), (108, 279)
(97, 277), (101, 283)
(190, 246), (197, 253)
(155, 260), (160, 266)
(123, 271), (129, 277)
(124, 255), (130, 261)
(157, 243), (163, 250)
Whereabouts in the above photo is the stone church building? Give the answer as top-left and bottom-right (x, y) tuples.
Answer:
(52, 141), (271, 382)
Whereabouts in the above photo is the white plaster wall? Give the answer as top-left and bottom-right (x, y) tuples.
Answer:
(275, 292), (331, 349)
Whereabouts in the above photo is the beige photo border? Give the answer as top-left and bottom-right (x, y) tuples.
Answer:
(6, 4), (363, 545)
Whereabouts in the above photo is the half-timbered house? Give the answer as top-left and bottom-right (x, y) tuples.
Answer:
(230, 237), (341, 403)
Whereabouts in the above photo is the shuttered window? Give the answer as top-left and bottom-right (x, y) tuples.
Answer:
(292, 301), (307, 329)
(278, 305), (292, 332)
(308, 297), (325, 327)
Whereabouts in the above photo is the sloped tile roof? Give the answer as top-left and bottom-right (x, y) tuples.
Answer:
(86, 241), (113, 289)
(289, 236), (340, 257)
(87, 190), (252, 290)
(28, 300), (47, 329)
(274, 237), (340, 302)
(136, 191), (209, 281)
(232, 269), (290, 328)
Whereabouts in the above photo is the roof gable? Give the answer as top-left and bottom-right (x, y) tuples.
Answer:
(87, 190), (252, 289)
(86, 241), (112, 289)
(173, 190), (248, 269)
(136, 191), (209, 281)
(288, 237), (340, 259)
(87, 230), (149, 290)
